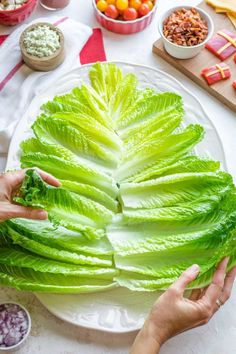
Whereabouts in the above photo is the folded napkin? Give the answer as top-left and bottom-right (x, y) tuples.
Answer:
(0, 16), (92, 155)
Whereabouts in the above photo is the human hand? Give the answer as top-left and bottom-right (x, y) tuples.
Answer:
(130, 258), (236, 354)
(0, 169), (60, 222)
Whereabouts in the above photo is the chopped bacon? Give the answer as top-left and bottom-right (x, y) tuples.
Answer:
(234, 53), (236, 63)
(163, 8), (208, 46)
(201, 62), (231, 85)
(233, 81), (236, 90)
(205, 29), (236, 60)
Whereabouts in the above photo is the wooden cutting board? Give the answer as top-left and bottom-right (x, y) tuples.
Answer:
(153, 1), (236, 112)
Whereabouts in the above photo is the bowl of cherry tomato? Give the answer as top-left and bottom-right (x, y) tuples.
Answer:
(93, 0), (157, 34)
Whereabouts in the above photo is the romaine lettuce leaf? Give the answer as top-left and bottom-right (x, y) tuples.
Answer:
(15, 170), (114, 239)
(0, 264), (117, 293)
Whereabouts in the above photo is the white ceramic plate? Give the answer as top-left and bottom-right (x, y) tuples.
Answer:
(6, 62), (226, 333)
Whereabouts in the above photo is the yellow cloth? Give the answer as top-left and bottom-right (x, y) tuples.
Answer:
(206, 0), (236, 14)
(228, 13), (236, 28)
(206, 0), (236, 29)
(215, 7), (236, 17)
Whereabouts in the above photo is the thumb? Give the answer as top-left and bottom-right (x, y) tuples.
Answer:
(171, 264), (200, 294)
(4, 205), (48, 221)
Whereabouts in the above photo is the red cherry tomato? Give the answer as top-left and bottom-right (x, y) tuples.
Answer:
(123, 7), (138, 20)
(105, 4), (119, 18)
(138, 3), (150, 16)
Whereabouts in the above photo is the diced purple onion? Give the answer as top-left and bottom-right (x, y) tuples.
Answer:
(0, 304), (29, 348)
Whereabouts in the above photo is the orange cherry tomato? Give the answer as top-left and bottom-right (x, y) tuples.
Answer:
(116, 0), (128, 11)
(105, 4), (119, 18)
(138, 3), (149, 16)
(107, 0), (116, 4)
(123, 7), (138, 20)
(96, 0), (108, 12)
(143, 0), (153, 10)
(129, 0), (141, 10)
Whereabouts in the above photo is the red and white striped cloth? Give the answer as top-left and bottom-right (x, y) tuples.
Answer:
(0, 16), (107, 162)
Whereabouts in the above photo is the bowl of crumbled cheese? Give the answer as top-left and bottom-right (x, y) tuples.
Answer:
(19, 22), (65, 71)
(0, 0), (37, 26)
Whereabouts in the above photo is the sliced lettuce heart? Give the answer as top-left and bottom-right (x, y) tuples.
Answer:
(1, 62), (236, 294)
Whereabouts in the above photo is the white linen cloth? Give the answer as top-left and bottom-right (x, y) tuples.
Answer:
(0, 16), (92, 160)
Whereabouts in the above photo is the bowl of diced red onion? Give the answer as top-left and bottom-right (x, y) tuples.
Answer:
(0, 303), (31, 351)
(158, 6), (214, 59)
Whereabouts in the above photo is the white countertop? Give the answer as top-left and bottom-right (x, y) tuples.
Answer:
(1, 1), (236, 353)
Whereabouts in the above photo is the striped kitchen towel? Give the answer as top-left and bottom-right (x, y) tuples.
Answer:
(0, 17), (106, 161)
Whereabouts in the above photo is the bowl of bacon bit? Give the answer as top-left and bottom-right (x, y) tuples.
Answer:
(159, 6), (214, 59)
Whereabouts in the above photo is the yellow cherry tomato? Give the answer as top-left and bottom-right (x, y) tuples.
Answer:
(129, 0), (141, 10)
(97, 0), (108, 12)
(143, 0), (153, 10)
(107, 0), (116, 4)
(116, 0), (128, 11)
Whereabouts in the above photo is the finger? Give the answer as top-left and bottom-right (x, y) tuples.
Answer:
(170, 264), (200, 295)
(36, 168), (61, 187)
(3, 168), (61, 191)
(220, 266), (236, 304)
(189, 288), (202, 301)
(3, 169), (27, 190)
(3, 205), (48, 220)
(203, 257), (229, 304)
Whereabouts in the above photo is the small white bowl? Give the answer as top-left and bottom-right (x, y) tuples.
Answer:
(158, 6), (214, 59)
(0, 302), (31, 352)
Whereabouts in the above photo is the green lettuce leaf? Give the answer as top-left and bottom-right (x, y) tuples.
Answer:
(116, 124), (204, 182)
(15, 170), (114, 239)
(20, 153), (118, 198)
(89, 62), (123, 104)
(0, 248), (118, 279)
(0, 264), (117, 293)
(5, 218), (113, 256)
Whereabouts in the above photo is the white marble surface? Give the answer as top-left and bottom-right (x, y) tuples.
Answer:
(1, 0), (236, 353)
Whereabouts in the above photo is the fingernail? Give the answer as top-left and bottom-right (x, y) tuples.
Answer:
(223, 257), (230, 265)
(37, 210), (48, 219)
(189, 264), (200, 273)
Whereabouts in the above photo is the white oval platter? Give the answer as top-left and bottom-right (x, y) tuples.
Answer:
(6, 62), (226, 333)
